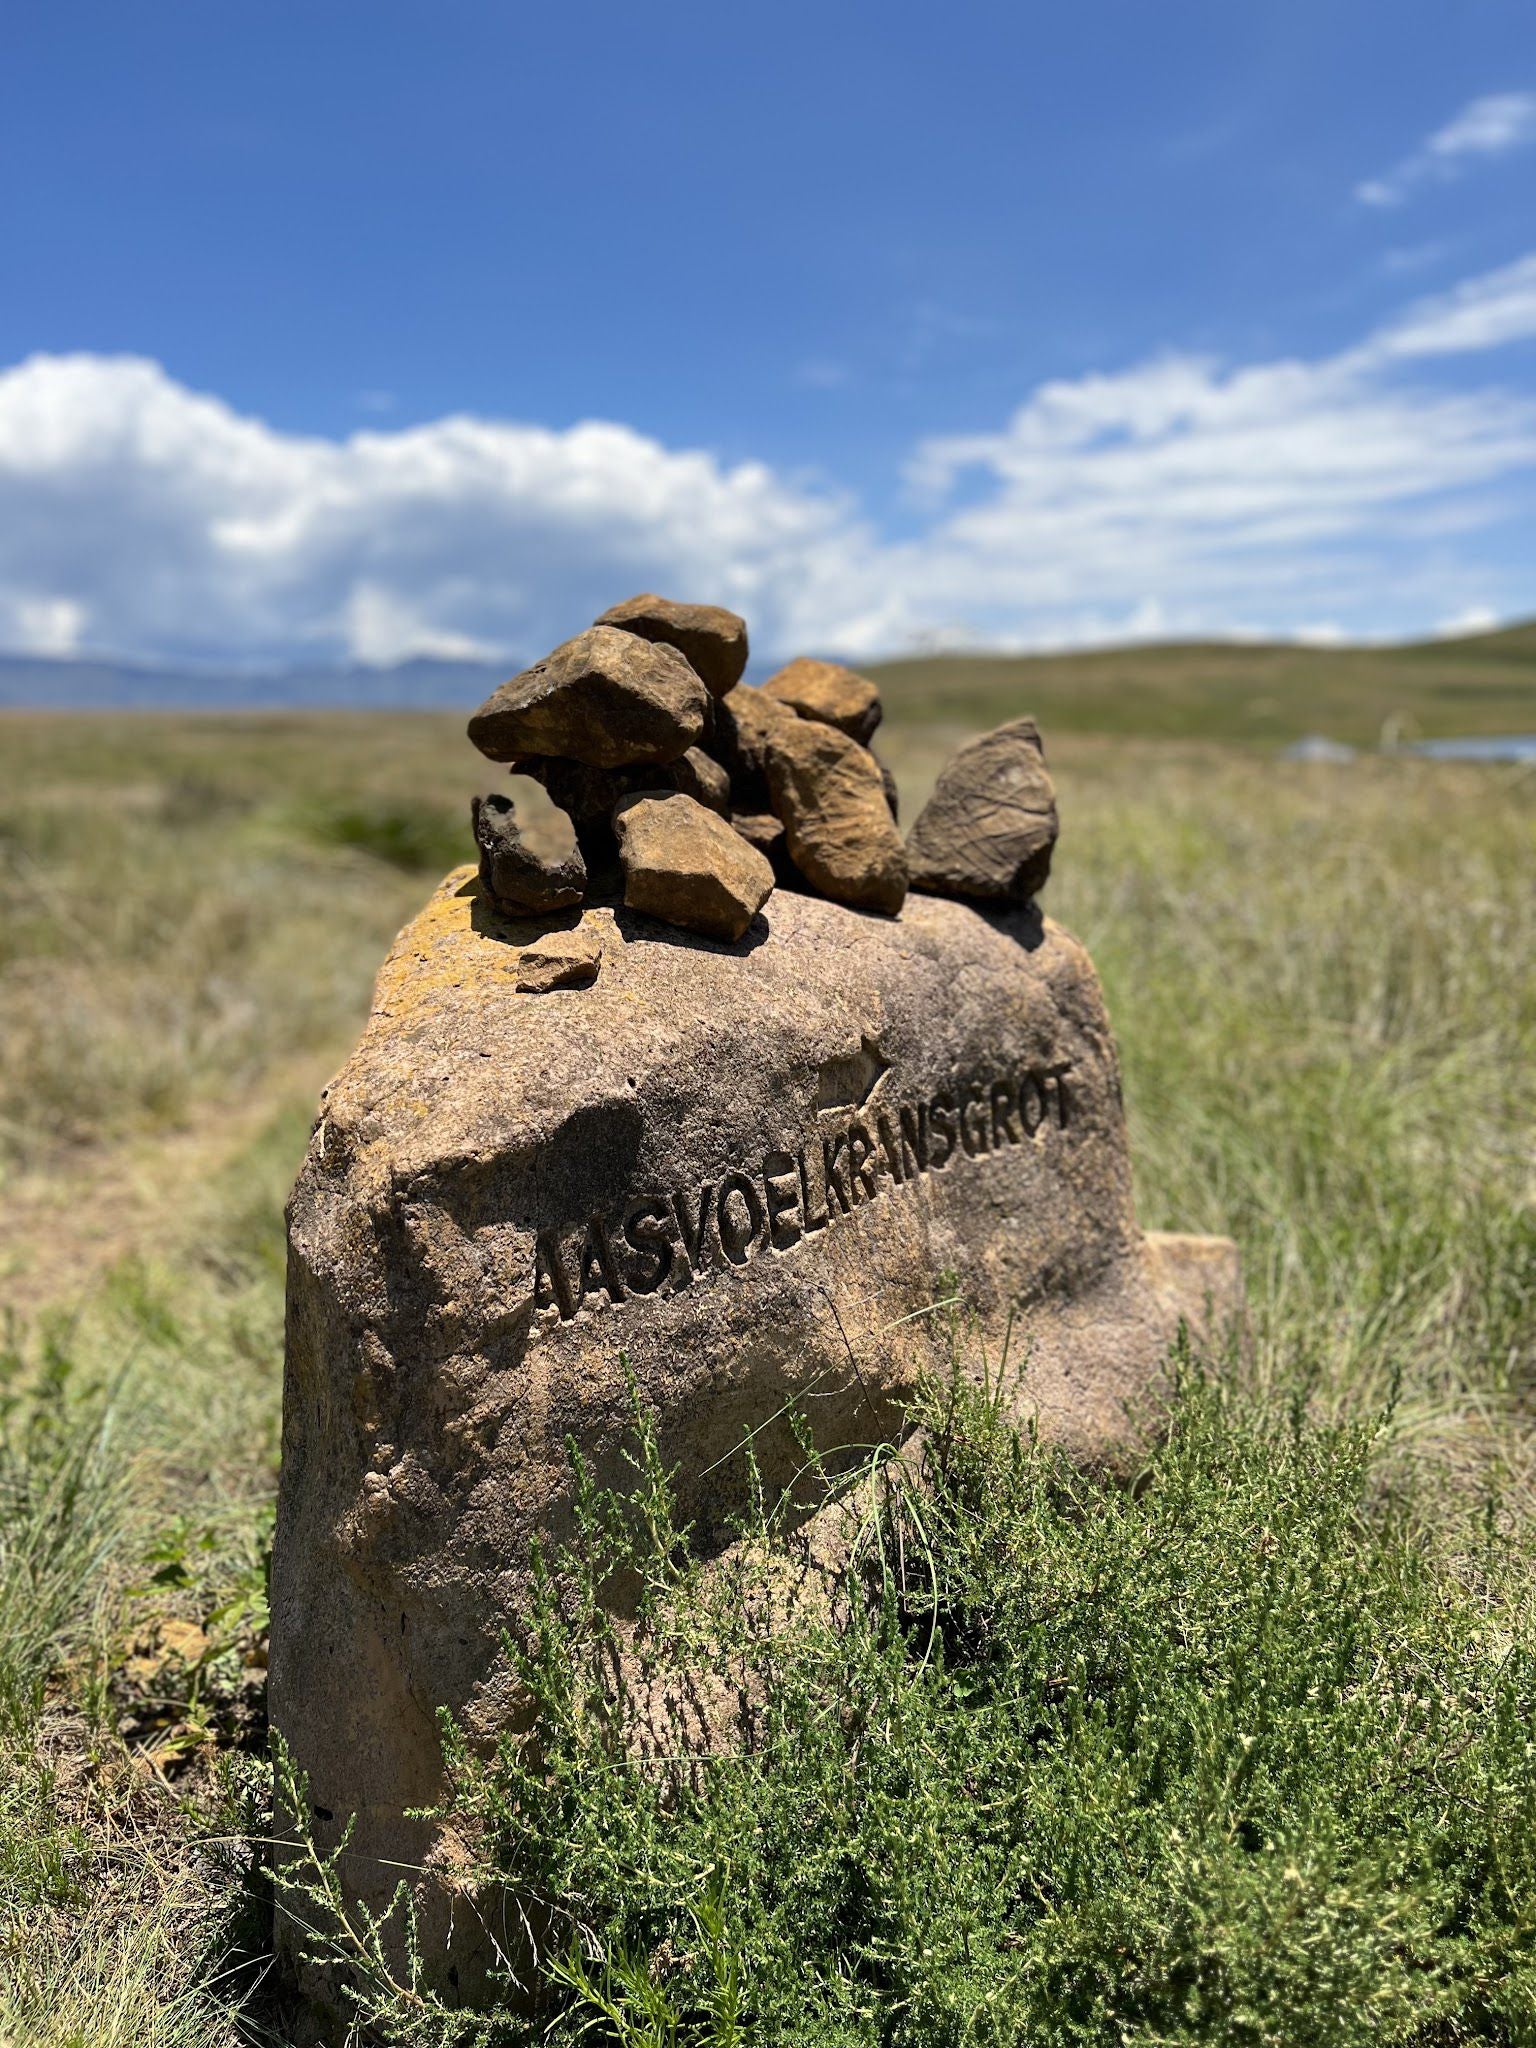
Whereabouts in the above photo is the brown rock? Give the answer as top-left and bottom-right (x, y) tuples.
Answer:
(763, 716), (908, 915)
(668, 745), (731, 815)
(470, 793), (585, 914)
(761, 656), (882, 744)
(713, 682), (802, 810)
(875, 756), (899, 821)
(468, 627), (707, 770)
(906, 718), (1059, 905)
(730, 810), (785, 858)
(614, 791), (774, 943)
(595, 593), (749, 696)
(515, 921), (603, 992)
(272, 871), (1240, 2014)
(517, 745), (728, 825)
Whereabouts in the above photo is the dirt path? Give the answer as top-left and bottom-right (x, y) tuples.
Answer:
(0, 1048), (338, 1323)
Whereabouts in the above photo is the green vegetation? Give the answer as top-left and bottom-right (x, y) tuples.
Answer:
(286, 1359), (1536, 2046)
(0, 706), (1532, 2042)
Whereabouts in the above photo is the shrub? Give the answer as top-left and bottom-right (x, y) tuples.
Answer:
(284, 1353), (1536, 2046)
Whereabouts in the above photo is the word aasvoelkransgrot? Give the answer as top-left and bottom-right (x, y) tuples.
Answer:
(533, 1060), (1074, 1321)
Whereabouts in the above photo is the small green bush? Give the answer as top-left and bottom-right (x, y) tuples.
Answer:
(283, 1355), (1536, 2046)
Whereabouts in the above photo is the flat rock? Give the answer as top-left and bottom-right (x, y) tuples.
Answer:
(516, 921), (603, 992)
(595, 594), (749, 696)
(763, 716), (908, 915)
(468, 627), (707, 770)
(761, 656), (883, 744)
(272, 871), (1240, 2012)
(471, 793), (585, 914)
(906, 718), (1059, 904)
(614, 791), (774, 942)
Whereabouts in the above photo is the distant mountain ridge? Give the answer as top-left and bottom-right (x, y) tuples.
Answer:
(0, 650), (509, 711)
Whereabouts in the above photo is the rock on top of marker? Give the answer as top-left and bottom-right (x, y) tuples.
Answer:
(761, 655), (883, 745)
(468, 626), (708, 770)
(763, 714), (908, 915)
(615, 790), (774, 942)
(595, 593), (750, 697)
(905, 716), (1059, 905)
(470, 792), (586, 915)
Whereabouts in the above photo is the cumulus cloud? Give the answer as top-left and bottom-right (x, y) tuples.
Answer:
(1357, 91), (1536, 207)
(0, 353), (871, 667)
(2, 254), (1536, 671)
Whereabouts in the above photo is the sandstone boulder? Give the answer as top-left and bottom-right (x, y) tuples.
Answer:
(596, 593), (750, 696)
(468, 627), (707, 770)
(906, 717), (1059, 904)
(761, 655), (883, 744)
(516, 920), (603, 992)
(763, 715), (908, 915)
(471, 793), (585, 914)
(271, 871), (1240, 2013)
(614, 791), (774, 942)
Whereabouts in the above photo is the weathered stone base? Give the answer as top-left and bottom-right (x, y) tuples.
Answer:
(270, 869), (1239, 2016)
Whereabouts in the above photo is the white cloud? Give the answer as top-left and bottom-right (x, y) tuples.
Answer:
(11, 595), (85, 655)
(0, 352), (866, 667)
(1369, 252), (1536, 358)
(1357, 91), (1536, 206)
(1435, 604), (1500, 637)
(3, 253), (1536, 673)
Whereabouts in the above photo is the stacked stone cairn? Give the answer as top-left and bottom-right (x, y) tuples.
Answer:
(466, 593), (1060, 982)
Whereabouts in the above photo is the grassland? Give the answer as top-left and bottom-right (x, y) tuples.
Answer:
(0, 684), (1533, 2043)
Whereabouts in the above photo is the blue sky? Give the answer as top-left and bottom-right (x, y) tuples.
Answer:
(2, 0), (1536, 668)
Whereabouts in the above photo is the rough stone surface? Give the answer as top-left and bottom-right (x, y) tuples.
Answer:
(516, 921), (603, 992)
(614, 791), (774, 942)
(515, 756), (653, 826)
(272, 871), (1240, 2012)
(471, 793), (585, 914)
(731, 810), (786, 858)
(875, 756), (899, 821)
(761, 656), (883, 744)
(518, 745), (729, 826)
(714, 682), (802, 810)
(595, 594), (750, 697)
(906, 718), (1059, 904)
(468, 627), (708, 770)
(763, 715), (908, 915)
(668, 745), (732, 815)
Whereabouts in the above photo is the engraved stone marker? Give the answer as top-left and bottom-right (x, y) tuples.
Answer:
(270, 867), (1238, 2009)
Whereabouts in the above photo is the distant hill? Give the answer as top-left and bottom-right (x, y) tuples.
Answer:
(866, 623), (1536, 746)
(3, 623), (1534, 745)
